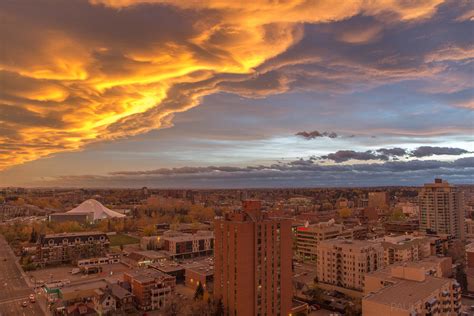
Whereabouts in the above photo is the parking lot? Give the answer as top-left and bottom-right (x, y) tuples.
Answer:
(28, 262), (130, 286)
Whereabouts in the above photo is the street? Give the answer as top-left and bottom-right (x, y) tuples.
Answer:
(0, 236), (44, 316)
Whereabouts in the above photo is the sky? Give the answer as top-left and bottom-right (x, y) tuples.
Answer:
(0, 0), (473, 188)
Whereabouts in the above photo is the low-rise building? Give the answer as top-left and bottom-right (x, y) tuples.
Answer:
(35, 232), (110, 266)
(77, 253), (121, 267)
(48, 212), (94, 224)
(364, 257), (453, 294)
(363, 263), (461, 315)
(123, 269), (176, 311)
(185, 264), (214, 291)
(161, 230), (213, 259)
(296, 219), (366, 264)
(384, 219), (419, 234)
(316, 239), (384, 291)
(381, 234), (431, 265)
(466, 218), (474, 239)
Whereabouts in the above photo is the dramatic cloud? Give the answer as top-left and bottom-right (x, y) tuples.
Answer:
(376, 147), (407, 157)
(321, 150), (384, 163)
(1, 0), (465, 171)
(410, 146), (471, 157)
(41, 156), (474, 188)
(296, 130), (338, 139)
(320, 146), (469, 162)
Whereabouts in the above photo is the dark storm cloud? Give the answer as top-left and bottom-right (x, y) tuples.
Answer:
(45, 156), (474, 188)
(295, 130), (338, 139)
(320, 146), (469, 162)
(410, 146), (471, 157)
(321, 150), (384, 163)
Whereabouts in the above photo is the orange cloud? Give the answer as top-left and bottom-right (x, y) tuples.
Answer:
(0, 0), (446, 170)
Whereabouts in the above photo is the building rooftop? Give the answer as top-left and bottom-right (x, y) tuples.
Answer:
(319, 238), (380, 249)
(43, 231), (106, 238)
(124, 269), (174, 284)
(364, 276), (451, 308)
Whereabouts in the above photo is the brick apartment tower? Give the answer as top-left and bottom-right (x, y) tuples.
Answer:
(214, 200), (292, 316)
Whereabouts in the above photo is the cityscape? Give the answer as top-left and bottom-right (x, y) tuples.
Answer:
(0, 1), (473, 316)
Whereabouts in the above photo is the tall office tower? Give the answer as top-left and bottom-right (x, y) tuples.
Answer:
(419, 179), (465, 240)
(214, 200), (292, 316)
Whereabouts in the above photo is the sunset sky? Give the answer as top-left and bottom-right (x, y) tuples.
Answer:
(0, 0), (473, 188)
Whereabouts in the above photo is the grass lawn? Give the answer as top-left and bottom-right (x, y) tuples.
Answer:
(108, 234), (140, 247)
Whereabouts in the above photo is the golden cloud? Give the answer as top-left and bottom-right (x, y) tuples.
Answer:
(0, 0), (446, 170)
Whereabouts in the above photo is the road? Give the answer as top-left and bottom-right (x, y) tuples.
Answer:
(0, 236), (44, 316)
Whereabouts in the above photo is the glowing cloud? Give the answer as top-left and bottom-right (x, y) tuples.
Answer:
(0, 0), (451, 170)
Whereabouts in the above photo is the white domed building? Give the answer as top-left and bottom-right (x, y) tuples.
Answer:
(66, 199), (126, 221)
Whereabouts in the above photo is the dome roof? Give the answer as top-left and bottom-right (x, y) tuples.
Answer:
(67, 199), (125, 220)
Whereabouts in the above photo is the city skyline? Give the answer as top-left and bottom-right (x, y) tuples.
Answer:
(1, 0), (473, 188)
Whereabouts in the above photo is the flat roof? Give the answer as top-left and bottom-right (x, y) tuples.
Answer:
(364, 277), (451, 308)
(43, 231), (105, 238)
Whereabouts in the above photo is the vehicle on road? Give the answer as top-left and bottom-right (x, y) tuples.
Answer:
(21, 301), (28, 307)
(29, 294), (35, 303)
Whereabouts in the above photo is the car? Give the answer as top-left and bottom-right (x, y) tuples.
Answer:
(29, 294), (35, 303)
(21, 301), (28, 307)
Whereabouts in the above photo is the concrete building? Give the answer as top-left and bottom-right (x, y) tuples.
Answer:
(316, 239), (384, 291)
(363, 262), (461, 316)
(295, 219), (366, 264)
(419, 179), (465, 240)
(49, 212), (94, 224)
(162, 230), (214, 259)
(466, 218), (474, 239)
(466, 243), (474, 293)
(381, 234), (431, 265)
(185, 264), (214, 291)
(35, 231), (110, 266)
(214, 200), (292, 316)
(384, 219), (419, 234)
(123, 269), (176, 311)
(364, 257), (453, 295)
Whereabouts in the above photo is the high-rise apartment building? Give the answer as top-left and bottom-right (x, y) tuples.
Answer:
(419, 179), (464, 240)
(214, 200), (292, 316)
(316, 239), (384, 291)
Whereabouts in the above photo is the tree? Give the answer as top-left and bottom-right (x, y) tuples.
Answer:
(143, 224), (156, 236)
(160, 296), (182, 316)
(194, 282), (204, 300)
(304, 284), (324, 303)
(389, 209), (406, 221)
(30, 228), (38, 243)
(338, 207), (352, 218)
